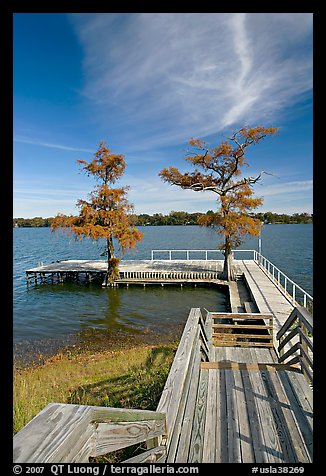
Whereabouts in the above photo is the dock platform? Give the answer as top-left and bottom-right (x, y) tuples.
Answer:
(16, 251), (313, 463)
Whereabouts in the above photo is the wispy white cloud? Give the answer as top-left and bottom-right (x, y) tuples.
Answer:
(14, 136), (93, 153)
(254, 179), (313, 197)
(70, 13), (312, 148)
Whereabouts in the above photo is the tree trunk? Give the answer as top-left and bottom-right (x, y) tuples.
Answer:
(221, 247), (236, 281)
(104, 236), (115, 286)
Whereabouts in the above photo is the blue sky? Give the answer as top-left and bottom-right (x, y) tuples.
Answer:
(13, 13), (313, 218)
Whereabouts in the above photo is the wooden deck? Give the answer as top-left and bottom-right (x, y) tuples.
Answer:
(186, 346), (312, 463)
(16, 257), (313, 464)
(13, 307), (313, 463)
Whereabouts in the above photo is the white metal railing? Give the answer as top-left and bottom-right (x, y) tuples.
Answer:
(254, 251), (313, 310)
(150, 249), (313, 310)
(150, 249), (256, 261)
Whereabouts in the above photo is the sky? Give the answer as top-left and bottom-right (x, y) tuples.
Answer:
(13, 13), (313, 218)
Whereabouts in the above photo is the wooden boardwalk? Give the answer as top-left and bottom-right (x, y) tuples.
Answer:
(13, 307), (313, 464)
(187, 346), (312, 463)
(16, 256), (313, 464)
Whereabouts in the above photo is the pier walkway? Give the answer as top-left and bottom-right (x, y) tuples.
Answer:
(15, 252), (313, 463)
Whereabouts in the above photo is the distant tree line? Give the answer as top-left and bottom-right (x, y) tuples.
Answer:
(13, 211), (312, 228)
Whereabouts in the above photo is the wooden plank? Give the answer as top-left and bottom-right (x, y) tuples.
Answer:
(224, 347), (241, 463)
(123, 446), (166, 463)
(91, 406), (166, 423)
(172, 341), (202, 462)
(213, 323), (273, 329)
(218, 367), (229, 463)
(278, 327), (299, 352)
(274, 366), (313, 461)
(264, 370), (311, 463)
(157, 308), (201, 451)
(202, 368), (217, 462)
(92, 419), (166, 456)
(203, 312), (213, 359)
(188, 368), (209, 463)
(286, 373), (313, 431)
(248, 348), (284, 463)
(213, 341), (273, 348)
(213, 333), (272, 340)
(281, 372), (314, 431)
(255, 348), (299, 463)
(13, 403), (95, 463)
(278, 341), (300, 363)
(233, 348), (255, 462)
(240, 364), (266, 462)
(211, 312), (273, 320)
(165, 324), (200, 461)
(201, 362), (300, 372)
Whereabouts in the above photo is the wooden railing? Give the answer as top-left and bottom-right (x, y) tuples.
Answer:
(210, 312), (274, 347)
(276, 306), (313, 385)
(119, 270), (220, 281)
(156, 308), (210, 462)
(13, 404), (166, 463)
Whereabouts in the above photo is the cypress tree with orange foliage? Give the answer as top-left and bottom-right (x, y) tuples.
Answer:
(159, 126), (278, 280)
(51, 141), (143, 285)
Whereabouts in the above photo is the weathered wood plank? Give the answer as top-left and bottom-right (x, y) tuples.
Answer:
(240, 366), (266, 462)
(218, 367), (229, 463)
(202, 368), (217, 462)
(123, 446), (167, 463)
(188, 368), (209, 463)
(211, 312), (273, 320)
(157, 308), (201, 454)
(92, 419), (166, 456)
(257, 365), (297, 462)
(278, 372), (313, 456)
(248, 348), (284, 463)
(265, 370), (311, 463)
(201, 362), (300, 372)
(213, 323), (273, 329)
(213, 341), (273, 348)
(233, 348), (255, 462)
(91, 406), (166, 423)
(224, 347), (241, 463)
(13, 403), (95, 463)
(173, 343), (202, 462)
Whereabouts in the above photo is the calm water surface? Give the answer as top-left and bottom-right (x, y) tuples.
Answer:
(13, 225), (312, 354)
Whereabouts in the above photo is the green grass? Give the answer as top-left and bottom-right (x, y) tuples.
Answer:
(13, 343), (177, 435)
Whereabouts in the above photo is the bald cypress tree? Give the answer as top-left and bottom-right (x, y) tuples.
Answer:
(159, 126), (278, 281)
(51, 141), (143, 285)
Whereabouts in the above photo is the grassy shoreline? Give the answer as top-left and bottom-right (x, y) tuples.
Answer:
(13, 337), (178, 436)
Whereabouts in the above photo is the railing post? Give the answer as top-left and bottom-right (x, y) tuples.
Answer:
(292, 285), (296, 305)
(299, 319), (309, 382)
(169, 251), (172, 260)
(186, 251), (189, 260)
(205, 250), (208, 260)
(151, 250), (154, 260)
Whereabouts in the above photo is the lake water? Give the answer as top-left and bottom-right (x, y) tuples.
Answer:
(13, 225), (312, 359)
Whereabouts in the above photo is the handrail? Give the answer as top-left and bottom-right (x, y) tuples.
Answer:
(156, 308), (209, 462)
(151, 249), (256, 260)
(150, 249), (313, 311)
(276, 306), (313, 385)
(255, 251), (313, 310)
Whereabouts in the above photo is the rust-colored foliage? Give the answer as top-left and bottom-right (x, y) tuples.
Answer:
(51, 141), (143, 284)
(159, 126), (278, 280)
